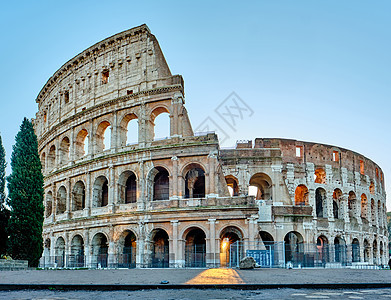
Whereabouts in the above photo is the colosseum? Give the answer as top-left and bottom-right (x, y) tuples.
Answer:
(35, 24), (388, 269)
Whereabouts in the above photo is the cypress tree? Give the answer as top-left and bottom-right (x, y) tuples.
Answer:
(7, 118), (44, 266)
(0, 135), (10, 256)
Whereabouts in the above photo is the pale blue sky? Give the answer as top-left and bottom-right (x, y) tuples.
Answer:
(0, 1), (390, 207)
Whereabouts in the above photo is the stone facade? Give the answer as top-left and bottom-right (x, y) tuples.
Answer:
(35, 25), (388, 269)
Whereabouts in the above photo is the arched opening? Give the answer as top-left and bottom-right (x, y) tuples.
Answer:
(96, 121), (111, 152)
(93, 176), (109, 207)
(150, 229), (169, 268)
(45, 192), (53, 218)
(43, 238), (51, 267)
(334, 236), (346, 264)
(248, 173), (272, 200)
(361, 194), (368, 219)
(118, 231), (137, 268)
(119, 114), (138, 146)
(377, 200), (382, 226)
(75, 129), (88, 158)
(225, 175), (239, 197)
(92, 233), (108, 268)
(56, 186), (67, 214)
(153, 167), (169, 201)
(41, 152), (46, 172)
(295, 185), (309, 206)
(55, 237), (65, 268)
(184, 164), (205, 199)
(220, 227), (243, 267)
(259, 231), (274, 243)
(373, 239), (378, 265)
(369, 181), (375, 195)
(119, 171), (137, 204)
(316, 235), (329, 265)
(284, 231), (304, 267)
(363, 239), (370, 262)
(380, 242), (384, 263)
(348, 191), (358, 220)
(352, 238), (360, 262)
(72, 181), (85, 211)
(185, 228), (206, 268)
(47, 145), (56, 171)
(59, 137), (70, 165)
(70, 235), (84, 268)
(371, 199), (376, 223)
(151, 107), (170, 140)
(332, 189), (343, 219)
(314, 168), (326, 184)
(315, 188), (326, 218)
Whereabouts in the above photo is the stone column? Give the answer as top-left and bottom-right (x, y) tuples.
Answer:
(84, 172), (92, 217)
(69, 127), (75, 162)
(108, 226), (116, 268)
(111, 111), (118, 151)
(171, 156), (179, 200)
(108, 165), (115, 212)
(84, 230), (90, 268)
(207, 219), (217, 268)
(170, 220), (179, 268)
(64, 231), (70, 268)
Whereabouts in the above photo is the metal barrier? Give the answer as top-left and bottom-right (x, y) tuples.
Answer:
(185, 244), (206, 268)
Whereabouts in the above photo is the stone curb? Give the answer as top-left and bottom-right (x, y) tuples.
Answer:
(1, 283), (391, 291)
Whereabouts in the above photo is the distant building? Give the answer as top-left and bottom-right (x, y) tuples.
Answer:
(35, 25), (388, 268)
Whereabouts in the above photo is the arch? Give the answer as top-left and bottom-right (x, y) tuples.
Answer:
(119, 113), (138, 146)
(72, 181), (85, 211)
(118, 171), (137, 204)
(334, 236), (346, 264)
(284, 231), (304, 266)
(361, 193), (368, 219)
(295, 184), (309, 206)
(40, 152), (46, 171)
(259, 231), (274, 243)
(316, 235), (329, 265)
(91, 233), (108, 268)
(332, 188), (343, 219)
(315, 187), (326, 218)
(371, 199), (375, 222)
(75, 129), (88, 158)
(184, 164), (205, 199)
(56, 186), (67, 214)
(151, 106), (170, 140)
(59, 137), (70, 165)
(93, 176), (109, 207)
(118, 230), (137, 268)
(314, 168), (326, 184)
(96, 121), (111, 152)
(150, 229), (169, 268)
(352, 238), (360, 262)
(43, 238), (51, 267)
(225, 175), (239, 197)
(55, 237), (65, 268)
(153, 167), (170, 201)
(373, 239), (378, 265)
(70, 235), (84, 268)
(45, 191), (53, 218)
(220, 226), (243, 267)
(185, 227), (206, 268)
(249, 173), (272, 200)
(348, 191), (358, 220)
(363, 239), (370, 262)
(369, 181), (375, 195)
(377, 200), (382, 226)
(47, 145), (56, 171)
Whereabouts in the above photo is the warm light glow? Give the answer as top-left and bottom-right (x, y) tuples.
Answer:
(222, 237), (229, 250)
(186, 268), (244, 284)
(248, 185), (258, 197)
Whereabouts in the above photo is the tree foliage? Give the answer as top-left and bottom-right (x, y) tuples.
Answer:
(7, 118), (44, 266)
(0, 134), (10, 256)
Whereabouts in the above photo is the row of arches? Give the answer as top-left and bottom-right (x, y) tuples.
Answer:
(225, 173), (272, 200)
(45, 164), (207, 217)
(41, 108), (171, 172)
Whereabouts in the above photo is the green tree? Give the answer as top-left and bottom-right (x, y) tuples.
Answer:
(0, 135), (10, 256)
(7, 118), (44, 266)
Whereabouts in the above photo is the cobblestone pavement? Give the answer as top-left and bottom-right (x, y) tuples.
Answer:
(2, 288), (391, 299)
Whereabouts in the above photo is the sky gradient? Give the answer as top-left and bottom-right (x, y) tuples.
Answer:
(0, 1), (390, 207)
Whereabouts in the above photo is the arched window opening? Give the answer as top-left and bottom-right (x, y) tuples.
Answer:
(45, 192), (53, 218)
(59, 137), (70, 165)
(361, 194), (368, 219)
(150, 229), (169, 268)
(185, 166), (205, 199)
(151, 107), (170, 140)
(248, 173), (272, 200)
(91, 233), (108, 268)
(56, 186), (67, 215)
(70, 235), (84, 268)
(369, 181), (375, 195)
(377, 200), (382, 226)
(220, 227), (243, 267)
(41, 152), (46, 171)
(43, 238), (51, 267)
(284, 231), (304, 267)
(295, 185), (309, 206)
(363, 239), (370, 262)
(96, 121), (111, 152)
(371, 199), (375, 222)
(259, 231), (274, 243)
(185, 228), (206, 268)
(153, 167), (169, 201)
(332, 188), (342, 219)
(372, 240), (378, 265)
(55, 237), (65, 268)
(75, 129), (88, 158)
(352, 238), (360, 262)
(334, 237), (346, 264)
(316, 236), (329, 265)
(348, 191), (357, 220)
(315, 188), (326, 218)
(119, 231), (136, 268)
(47, 145), (56, 171)
(93, 176), (109, 207)
(119, 114), (138, 146)
(72, 181), (85, 211)
(118, 171), (137, 204)
(225, 176), (239, 197)
(314, 168), (326, 184)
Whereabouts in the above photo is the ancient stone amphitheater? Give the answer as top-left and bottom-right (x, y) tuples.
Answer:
(36, 24), (388, 269)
